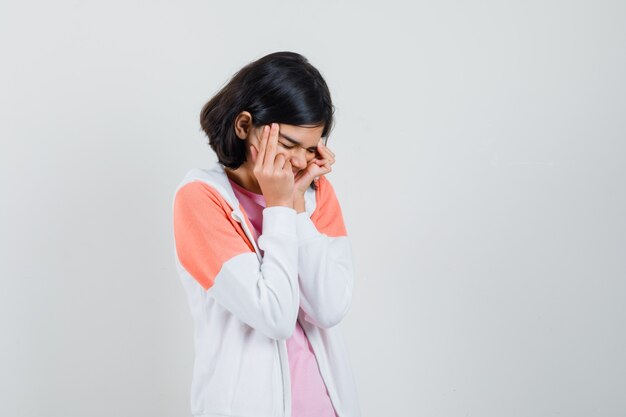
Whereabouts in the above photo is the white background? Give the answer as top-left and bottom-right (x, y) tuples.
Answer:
(1, 1), (625, 416)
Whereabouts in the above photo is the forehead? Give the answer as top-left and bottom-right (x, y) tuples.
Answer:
(278, 124), (324, 147)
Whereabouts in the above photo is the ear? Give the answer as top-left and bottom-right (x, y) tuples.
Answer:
(233, 111), (254, 140)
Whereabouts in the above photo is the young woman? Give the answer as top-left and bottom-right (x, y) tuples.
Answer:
(172, 51), (361, 417)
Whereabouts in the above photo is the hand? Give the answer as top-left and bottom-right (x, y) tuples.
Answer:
(249, 123), (295, 208)
(293, 139), (336, 195)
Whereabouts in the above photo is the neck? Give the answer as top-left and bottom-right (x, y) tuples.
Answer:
(224, 163), (262, 194)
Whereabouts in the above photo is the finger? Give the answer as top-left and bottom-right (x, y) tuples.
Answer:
(264, 123), (278, 169)
(316, 145), (331, 162)
(311, 158), (330, 173)
(318, 141), (335, 158)
(273, 153), (286, 172)
(320, 151), (335, 164)
(318, 146), (336, 165)
(320, 141), (335, 156)
(314, 156), (333, 168)
(255, 125), (269, 169)
(283, 158), (293, 175)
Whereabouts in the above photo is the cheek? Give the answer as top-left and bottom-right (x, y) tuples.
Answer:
(277, 149), (290, 158)
(248, 140), (259, 156)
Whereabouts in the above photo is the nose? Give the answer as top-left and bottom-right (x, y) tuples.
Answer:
(288, 149), (308, 171)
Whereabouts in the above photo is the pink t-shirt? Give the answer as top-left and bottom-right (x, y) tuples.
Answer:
(228, 178), (338, 417)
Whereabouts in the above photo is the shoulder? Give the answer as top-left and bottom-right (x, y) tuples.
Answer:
(174, 180), (227, 210)
(173, 180), (234, 227)
(311, 175), (347, 236)
(315, 175), (333, 194)
(314, 175), (340, 205)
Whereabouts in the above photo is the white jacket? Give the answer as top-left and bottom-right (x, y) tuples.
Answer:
(172, 160), (362, 417)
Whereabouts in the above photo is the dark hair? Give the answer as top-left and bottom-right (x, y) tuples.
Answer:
(200, 51), (335, 188)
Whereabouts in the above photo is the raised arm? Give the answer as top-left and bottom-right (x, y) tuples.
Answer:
(173, 181), (300, 340)
(297, 176), (355, 329)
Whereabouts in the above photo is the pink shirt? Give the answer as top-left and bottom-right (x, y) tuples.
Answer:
(228, 178), (338, 417)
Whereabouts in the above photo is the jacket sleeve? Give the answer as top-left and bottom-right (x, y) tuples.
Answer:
(296, 176), (355, 329)
(173, 181), (300, 340)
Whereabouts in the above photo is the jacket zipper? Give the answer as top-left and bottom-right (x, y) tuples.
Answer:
(230, 209), (288, 417)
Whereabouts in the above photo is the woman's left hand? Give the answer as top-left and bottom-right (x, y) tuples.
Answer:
(293, 139), (335, 195)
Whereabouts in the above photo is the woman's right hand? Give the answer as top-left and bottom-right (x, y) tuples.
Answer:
(250, 123), (294, 208)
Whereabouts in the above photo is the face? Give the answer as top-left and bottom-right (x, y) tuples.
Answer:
(247, 123), (325, 176)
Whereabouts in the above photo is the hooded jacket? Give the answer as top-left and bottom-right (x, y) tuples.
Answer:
(172, 160), (362, 417)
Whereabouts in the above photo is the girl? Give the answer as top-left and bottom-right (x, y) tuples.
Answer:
(172, 51), (361, 417)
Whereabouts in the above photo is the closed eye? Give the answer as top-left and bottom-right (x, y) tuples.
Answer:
(280, 142), (317, 154)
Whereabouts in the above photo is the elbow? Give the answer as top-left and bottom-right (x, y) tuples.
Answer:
(263, 298), (300, 340)
(244, 309), (299, 341)
(320, 277), (354, 328)
(268, 315), (298, 340)
(314, 316), (341, 330)
(272, 327), (296, 341)
(307, 297), (352, 329)
(319, 304), (351, 329)
(302, 276), (354, 329)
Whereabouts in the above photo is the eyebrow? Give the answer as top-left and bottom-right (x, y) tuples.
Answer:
(279, 132), (319, 152)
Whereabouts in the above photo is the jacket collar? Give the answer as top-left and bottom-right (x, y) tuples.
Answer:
(178, 160), (317, 217)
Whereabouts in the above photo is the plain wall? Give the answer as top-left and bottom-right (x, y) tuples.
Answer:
(1, 1), (625, 416)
